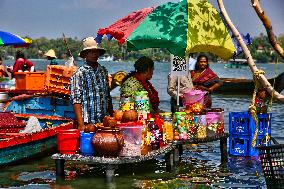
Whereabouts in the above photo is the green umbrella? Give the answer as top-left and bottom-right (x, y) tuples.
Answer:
(97, 0), (236, 60)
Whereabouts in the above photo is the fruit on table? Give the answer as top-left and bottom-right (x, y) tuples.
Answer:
(113, 110), (124, 121)
(121, 110), (138, 123)
(84, 123), (96, 133)
(103, 116), (118, 128)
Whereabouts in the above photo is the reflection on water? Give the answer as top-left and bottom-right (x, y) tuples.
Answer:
(1, 60), (283, 188)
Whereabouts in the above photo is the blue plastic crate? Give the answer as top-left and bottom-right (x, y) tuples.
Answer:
(229, 112), (250, 135)
(229, 112), (272, 137)
(229, 134), (271, 156)
(249, 113), (272, 136)
(229, 134), (250, 156)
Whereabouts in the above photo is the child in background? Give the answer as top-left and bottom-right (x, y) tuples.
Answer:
(255, 88), (269, 114)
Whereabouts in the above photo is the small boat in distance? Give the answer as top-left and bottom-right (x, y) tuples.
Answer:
(216, 72), (284, 95)
(224, 58), (248, 69)
(98, 54), (114, 62)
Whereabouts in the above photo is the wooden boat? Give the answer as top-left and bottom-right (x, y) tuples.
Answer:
(224, 59), (248, 69)
(2, 94), (75, 119)
(216, 72), (284, 94)
(0, 112), (73, 165)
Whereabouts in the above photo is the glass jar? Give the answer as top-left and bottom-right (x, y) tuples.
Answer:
(160, 112), (173, 143)
(120, 96), (135, 111)
(173, 112), (188, 140)
(147, 118), (160, 150)
(134, 91), (150, 119)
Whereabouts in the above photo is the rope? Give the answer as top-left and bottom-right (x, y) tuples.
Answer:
(249, 69), (265, 147)
(262, 58), (279, 146)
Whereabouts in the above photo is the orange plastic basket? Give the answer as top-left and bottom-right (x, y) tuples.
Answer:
(45, 65), (77, 95)
(15, 72), (45, 91)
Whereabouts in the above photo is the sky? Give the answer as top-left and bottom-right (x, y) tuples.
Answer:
(0, 0), (283, 40)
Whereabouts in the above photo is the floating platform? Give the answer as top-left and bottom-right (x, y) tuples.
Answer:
(52, 133), (229, 181)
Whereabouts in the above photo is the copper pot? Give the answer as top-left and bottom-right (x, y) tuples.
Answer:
(92, 128), (124, 157)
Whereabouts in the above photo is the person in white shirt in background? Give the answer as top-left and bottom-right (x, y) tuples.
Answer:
(167, 57), (196, 112)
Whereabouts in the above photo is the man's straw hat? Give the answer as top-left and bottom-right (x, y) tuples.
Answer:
(79, 37), (105, 58)
(44, 49), (57, 58)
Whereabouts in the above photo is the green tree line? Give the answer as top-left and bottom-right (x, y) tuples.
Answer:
(1, 33), (283, 63)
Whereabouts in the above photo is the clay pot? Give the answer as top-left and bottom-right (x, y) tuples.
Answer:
(103, 116), (118, 128)
(92, 128), (124, 157)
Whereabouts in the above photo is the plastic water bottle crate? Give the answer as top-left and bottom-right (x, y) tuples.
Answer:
(229, 134), (271, 156)
(229, 112), (272, 136)
(229, 112), (272, 156)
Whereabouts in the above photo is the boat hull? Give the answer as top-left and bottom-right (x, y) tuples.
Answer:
(0, 114), (73, 166)
(216, 72), (284, 95)
(3, 96), (75, 119)
(0, 136), (56, 165)
(216, 78), (255, 94)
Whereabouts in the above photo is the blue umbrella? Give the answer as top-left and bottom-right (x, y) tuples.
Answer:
(0, 31), (32, 47)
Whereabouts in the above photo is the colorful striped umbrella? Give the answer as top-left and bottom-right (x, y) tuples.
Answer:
(0, 31), (32, 47)
(97, 0), (236, 60)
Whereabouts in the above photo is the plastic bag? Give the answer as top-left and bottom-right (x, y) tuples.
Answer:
(21, 116), (42, 133)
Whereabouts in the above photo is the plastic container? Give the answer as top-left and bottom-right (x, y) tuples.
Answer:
(119, 96), (135, 111)
(15, 72), (45, 91)
(80, 132), (95, 156)
(173, 112), (187, 140)
(256, 141), (284, 188)
(229, 112), (272, 137)
(45, 65), (77, 95)
(183, 89), (206, 106)
(118, 123), (143, 156)
(160, 112), (174, 143)
(206, 109), (225, 134)
(57, 129), (80, 154)
(229, 134), (263, 156)
(0, 92), (8, 111)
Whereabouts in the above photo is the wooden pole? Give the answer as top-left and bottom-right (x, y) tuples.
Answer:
(251, 0), (284, 59)
(62, 33), (76, 66)
(217, 0), (284, 103)
(55, 159), (65, 180)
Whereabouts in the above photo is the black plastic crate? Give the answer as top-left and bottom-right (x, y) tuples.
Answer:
(257, 141), (284, 189)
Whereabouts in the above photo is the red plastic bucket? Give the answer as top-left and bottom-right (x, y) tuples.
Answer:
(57, 129), (80, 154)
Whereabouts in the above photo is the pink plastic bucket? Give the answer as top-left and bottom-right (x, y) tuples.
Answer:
(183, 89), (206, 106)
(57, 129), (80, 154)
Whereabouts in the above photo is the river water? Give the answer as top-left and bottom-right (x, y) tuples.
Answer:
(1, 59), (284, 189)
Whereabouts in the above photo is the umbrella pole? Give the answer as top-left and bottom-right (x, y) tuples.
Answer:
(177, 76), (180, 112)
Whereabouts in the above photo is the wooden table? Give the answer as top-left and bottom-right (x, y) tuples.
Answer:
(52, 133), (229, 181)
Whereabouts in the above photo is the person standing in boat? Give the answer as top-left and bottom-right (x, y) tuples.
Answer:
(0, 57), (9, 78)
(44, 49), (58, 65)
(8, 51), (35, 78)
(70, 37), (113, 131)
(190, 54), (222, 108)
